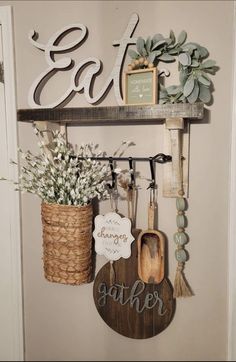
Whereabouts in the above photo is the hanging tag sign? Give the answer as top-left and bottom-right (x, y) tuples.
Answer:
(93, 212), (134, 261)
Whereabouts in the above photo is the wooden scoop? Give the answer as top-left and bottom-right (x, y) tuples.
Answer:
(137, 201), (165, 284)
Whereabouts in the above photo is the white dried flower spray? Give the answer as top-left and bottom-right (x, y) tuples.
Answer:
(10, 127), (112, 206)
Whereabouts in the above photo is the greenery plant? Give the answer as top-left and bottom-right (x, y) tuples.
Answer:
(1, 126), (135, 206)
(128, 30), (218, 105)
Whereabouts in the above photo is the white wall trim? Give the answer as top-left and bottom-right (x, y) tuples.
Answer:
(228, 2), (236, 361)
(0, 5), (24, 361)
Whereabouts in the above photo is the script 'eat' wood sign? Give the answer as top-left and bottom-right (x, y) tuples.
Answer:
(93, 229), (175, 339)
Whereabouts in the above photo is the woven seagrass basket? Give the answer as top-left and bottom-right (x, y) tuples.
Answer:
(41, 202), (93, 285)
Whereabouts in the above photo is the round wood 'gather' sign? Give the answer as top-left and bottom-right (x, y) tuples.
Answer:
(93, 229), (176, 339)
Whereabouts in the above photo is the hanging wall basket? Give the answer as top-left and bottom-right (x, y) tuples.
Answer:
(41, 202), (93, 285)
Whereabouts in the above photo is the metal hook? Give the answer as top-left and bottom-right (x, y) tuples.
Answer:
(107, 157), (116, 189)
(108, 158), (119, 212)
(128, 157), (135, 188)
(147, 157), (155, 190)
(147, 157), (156, 205)
(153, 153), (172, 164)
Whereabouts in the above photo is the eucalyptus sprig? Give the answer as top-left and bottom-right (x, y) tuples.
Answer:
(159, 36), (218, 105)
(128, 30), (186, 70)
(178, 43), (217, 104)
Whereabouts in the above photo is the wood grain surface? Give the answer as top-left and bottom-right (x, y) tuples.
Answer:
(93, 229), (176, 339)
(17, 103), (204, 125)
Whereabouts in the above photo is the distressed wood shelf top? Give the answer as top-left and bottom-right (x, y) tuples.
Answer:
(17, 102), (204, 125)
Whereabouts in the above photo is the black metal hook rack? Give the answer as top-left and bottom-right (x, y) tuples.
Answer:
(76, 153), (172, 164)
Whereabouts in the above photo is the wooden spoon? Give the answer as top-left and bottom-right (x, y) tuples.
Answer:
(137, 201), (165, 284)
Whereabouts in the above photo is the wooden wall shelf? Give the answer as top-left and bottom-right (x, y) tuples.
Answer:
(17, 102), (205, 197)
(17, 102), (204, 125)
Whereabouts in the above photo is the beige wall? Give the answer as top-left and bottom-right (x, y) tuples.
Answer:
(0, 0), (233, 360)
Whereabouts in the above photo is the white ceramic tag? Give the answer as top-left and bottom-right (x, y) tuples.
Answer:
(93, 212), (134, 261)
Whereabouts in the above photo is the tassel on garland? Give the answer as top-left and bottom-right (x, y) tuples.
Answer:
(173, 195), (194, 298)
(173, 262), (194, 298)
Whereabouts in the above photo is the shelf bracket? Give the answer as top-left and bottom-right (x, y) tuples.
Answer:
(163, 117), (189, 198)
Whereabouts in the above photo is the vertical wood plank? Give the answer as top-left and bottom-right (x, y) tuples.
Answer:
(163, 118), (189, 197)
(0, 6), (24, 361)
(182, 122), (190, 196)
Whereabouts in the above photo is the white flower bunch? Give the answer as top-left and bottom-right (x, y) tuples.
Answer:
(11, 127), (111, 206)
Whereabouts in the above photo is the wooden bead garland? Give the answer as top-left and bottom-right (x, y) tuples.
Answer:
(127, 57), (154, 71)
(173, 194), (194, 298)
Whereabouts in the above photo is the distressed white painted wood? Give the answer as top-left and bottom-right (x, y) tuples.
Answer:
(0, 6), (24, 361)
(28, 13), (139, 108)
(163, 117), (189, 197)
(93, 212), (134, 261)
(228, 3), (236, 360)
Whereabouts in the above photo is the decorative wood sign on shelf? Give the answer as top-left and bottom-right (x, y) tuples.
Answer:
(93, 230), (175, 339)
(124, 68), (157, 105)
(28, 13), (140, 108)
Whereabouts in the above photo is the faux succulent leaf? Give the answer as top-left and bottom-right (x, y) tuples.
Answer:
(151, 39), (167, 50)
(128, 49), (139, 59)
(198, 75), (211, 86)
(165, 37), (172, 46)
(159, 91), (167, 98)
(183, 77), (195, 97)
(159, 83), (167, 91)
(153, 50), (162, 57)
(187, 81), (199, 103)
(204, 66), (218, 75)
(179, 53), (191, 66)
(143, 48), (148, 57)
(167, 44), (177, 50)
(136, 37), (146, 56)
(168, 47), (181, 55)
(200, 72), (211, 81)
(201, 59), (216, 69)
(145, 36), (152, 53)
(158, 53), (175, 62)
(159, 93), (168, 100)
(179, 69), (188, 85)
(152, 33), (164, 44)
(178, 93), (186, 101)
(199, 84), (211, 103)
(166, 85), (182, 95)
(177, 30), (187, 45)
(191, 59), (200, 67)
(170, 30), (175, 43)
(147, 52), (157, 63)
(173, 91), (184, 101)
(182, 43), (197, 53)
(194, 50), (200, 60)
(183, 43), (201, 58)
(198, 45), (209, 59)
